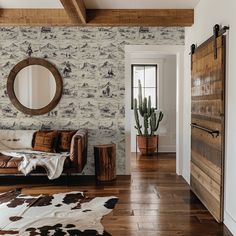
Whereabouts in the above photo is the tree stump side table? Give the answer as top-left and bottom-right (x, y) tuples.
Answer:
(94, 143), (116, 182)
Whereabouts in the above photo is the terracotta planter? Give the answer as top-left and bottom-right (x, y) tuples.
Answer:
(137, 135), (158, 155)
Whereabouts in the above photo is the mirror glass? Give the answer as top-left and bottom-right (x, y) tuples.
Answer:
(13, 65), (57, 109)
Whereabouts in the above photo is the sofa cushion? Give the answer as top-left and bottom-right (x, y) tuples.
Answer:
(0, 130), (37, 150)
(58, 131), (76, 152)
(33, 131), (58, 153)
(0, 154), (21, 168)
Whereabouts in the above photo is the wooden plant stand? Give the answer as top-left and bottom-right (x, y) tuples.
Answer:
(94, 143), (116, 182)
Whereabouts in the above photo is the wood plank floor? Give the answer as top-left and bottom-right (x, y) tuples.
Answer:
(0, 153), (232, 236)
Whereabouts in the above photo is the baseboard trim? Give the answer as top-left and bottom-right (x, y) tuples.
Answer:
(0, 174), (131, 182)
(158, 146), (176, 152)
(131, 146), (176, 153)
(224, 211), (236, 235)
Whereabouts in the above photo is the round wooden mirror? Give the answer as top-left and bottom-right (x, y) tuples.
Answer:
(7, 58), (63, 116)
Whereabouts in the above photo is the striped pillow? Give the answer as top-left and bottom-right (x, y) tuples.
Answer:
(32, 131), (58, 153)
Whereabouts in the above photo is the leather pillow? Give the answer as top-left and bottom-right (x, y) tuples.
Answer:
(59, 131), (76, 152)
(32, 131), (58, 153)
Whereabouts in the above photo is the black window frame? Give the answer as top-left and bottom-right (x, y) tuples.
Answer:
(131, 64), (158, 110)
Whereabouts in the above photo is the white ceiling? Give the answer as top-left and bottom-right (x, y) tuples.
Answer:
(85, 0), (200, 9)
(0, 0), (63, 8)
(0, 0), (200, 9)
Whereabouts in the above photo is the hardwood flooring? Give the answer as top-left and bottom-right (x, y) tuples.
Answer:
(0, 153), (232, 236)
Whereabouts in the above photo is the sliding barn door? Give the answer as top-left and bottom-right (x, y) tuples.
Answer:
(191, 36), (225, 222)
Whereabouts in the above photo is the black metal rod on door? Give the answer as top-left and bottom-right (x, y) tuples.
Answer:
(190, 123), (220, 138)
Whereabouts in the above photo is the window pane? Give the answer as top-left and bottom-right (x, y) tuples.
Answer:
(144, 88), (157, 108)
(131, 64), (158, 109)
(133, 66), (144, 87)
(133, 87), (144, 103)
(145, 66), (156, 88)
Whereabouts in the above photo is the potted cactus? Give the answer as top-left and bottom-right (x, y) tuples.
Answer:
(134, 80), (163, 155)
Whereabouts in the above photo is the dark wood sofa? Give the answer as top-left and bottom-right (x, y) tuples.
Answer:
(0, 129), (88, 176)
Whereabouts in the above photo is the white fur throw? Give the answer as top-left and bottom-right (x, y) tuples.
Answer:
(0, 150), (68, 179)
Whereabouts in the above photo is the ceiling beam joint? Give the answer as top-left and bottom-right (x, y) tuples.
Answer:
(60, 0), (86, 24)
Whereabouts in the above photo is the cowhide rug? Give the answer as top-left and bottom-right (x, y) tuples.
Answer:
(0, 189), (118, 236)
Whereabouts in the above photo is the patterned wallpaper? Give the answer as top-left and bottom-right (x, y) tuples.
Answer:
(0, 27), (184, 175)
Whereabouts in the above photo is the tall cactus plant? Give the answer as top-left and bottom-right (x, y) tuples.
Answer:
(134, 80), (163, 136)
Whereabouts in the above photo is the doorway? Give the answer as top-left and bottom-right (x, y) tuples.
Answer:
(124, 45), (185, 176)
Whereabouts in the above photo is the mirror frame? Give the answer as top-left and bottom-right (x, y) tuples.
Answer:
(7, 57), (63, 116)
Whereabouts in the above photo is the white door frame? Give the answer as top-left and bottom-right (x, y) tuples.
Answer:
(125, 45), (185, 176)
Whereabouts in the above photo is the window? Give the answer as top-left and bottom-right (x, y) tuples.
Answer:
(131, 64), (158, 109)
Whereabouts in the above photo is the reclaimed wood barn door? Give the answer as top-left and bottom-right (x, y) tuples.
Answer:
(191, 35), (226, 222)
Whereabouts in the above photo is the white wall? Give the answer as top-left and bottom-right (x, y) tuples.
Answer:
(184, 0), (236, 234)
(129, 54), (176, 152)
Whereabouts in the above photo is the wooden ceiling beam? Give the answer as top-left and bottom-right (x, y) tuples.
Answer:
(87, 9), (194, 27)
(0, 9), (194, 27)
(60, 0), (86, 24)
(0, 9), (73, 26)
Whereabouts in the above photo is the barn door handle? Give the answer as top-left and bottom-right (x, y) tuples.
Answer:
(190, 123), (220, 138)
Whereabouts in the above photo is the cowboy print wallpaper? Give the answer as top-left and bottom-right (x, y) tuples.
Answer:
(0, 26), (184, 174)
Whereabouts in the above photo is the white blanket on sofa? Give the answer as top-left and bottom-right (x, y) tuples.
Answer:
(0, 150), (69, 179)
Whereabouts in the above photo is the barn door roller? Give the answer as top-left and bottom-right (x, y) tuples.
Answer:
(213, 24), (220, 59)
(190, 24), (229, 59)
